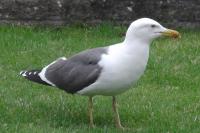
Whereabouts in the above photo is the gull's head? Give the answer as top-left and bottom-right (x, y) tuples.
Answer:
(125, 18), (180, 44)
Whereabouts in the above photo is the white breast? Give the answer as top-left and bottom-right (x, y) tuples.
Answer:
(77, 43), (149, 96)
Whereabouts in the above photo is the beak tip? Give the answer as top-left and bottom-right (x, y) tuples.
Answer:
(173, 33), (181, 39)
(162, 29), (181, 39)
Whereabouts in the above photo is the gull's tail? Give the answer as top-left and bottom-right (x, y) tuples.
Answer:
(20, 70), (51, 86)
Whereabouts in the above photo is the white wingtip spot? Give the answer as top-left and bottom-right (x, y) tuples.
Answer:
(28, 72), (32, 75)
(22, 72), (27, 77)
(34, 72), (37, 75)
(20, 71), (27, 76)
(61, 57), (67, 60)
(19, 71), (24, 75)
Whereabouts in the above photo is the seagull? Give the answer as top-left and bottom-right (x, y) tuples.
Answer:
(20, 18), (180, 129)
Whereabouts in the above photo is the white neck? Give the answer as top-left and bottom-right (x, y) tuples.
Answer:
(122, 38), (150, 56)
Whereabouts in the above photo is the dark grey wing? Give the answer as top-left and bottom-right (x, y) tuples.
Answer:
(45, 47), (108, 94)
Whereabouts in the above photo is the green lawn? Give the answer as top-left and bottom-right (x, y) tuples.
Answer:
(0, 25), (200, 133)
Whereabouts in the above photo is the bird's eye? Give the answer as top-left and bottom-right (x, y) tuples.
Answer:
(151, 24), (156, 28)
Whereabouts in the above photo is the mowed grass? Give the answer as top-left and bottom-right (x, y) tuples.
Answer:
(0, 24), (200, 133)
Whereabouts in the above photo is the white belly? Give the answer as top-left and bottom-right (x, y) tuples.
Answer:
(77, 43), (149, 96)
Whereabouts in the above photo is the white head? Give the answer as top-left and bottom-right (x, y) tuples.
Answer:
(124, 18), (180, 44)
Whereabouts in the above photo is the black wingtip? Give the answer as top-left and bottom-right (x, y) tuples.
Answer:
(20, 70), (39, 77)
(19, 70), (51, 86)
(20, 70), (27, 76)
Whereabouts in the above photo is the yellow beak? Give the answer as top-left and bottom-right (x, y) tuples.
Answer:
(161, 29), (181, 38)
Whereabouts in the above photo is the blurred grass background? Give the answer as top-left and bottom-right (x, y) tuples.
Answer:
(0, 25), (200, 133)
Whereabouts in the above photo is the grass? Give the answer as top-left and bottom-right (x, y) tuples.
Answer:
(0, 24), (200, 133)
